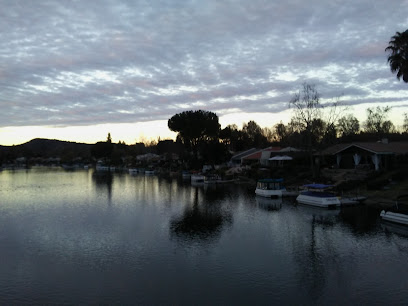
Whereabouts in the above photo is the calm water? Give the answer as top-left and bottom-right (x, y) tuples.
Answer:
(0, 168), (407, 305)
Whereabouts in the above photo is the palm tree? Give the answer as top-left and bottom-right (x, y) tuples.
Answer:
(385, 30), (408, 83)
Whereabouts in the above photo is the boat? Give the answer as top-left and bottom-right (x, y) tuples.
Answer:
(128, 168), (139, 175)
(182, 171), (191, 180)
(255, 178), (287, 198)
(296, 184), (341, 208)
(95, 164), (110, 171)
(191, 173), (205, 183)
(204, 174), (221, 184)
(145, 169), (156, 175)
(380, 203), (408, 226)
(380, 210), (408, 226)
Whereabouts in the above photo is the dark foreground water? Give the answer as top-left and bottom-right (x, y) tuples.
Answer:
(0, 168), (407, 305)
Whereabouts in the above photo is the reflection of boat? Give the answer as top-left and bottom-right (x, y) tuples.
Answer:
(296, 184), (341, 208)
(255, 178), (286, 198)
(296, 204), (340, 225)
(381, 222), (408, 237)
(255, 196), (283, 211)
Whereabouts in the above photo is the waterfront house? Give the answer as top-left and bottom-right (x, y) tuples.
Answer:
(318, 139), (408, 171)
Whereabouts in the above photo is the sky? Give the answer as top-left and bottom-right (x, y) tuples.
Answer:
(1, 0), (408, 146)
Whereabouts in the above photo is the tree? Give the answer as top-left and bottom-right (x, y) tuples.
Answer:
(385, 29), (408, 83)
(403, 113), (408, 133)
(363, 106), (395, 135)
(242, 120), (268, 148)
(337, 114), (360, 137)
(168, 110), (220, 159)
(289, 83), (322, 173)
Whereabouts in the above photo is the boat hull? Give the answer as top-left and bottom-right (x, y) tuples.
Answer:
(296, 194), (341, 208)
(255, 188), (285, 198)
(380, 211), (408, 226)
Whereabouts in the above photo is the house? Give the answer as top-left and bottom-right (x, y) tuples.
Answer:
(229, 148), (258, 166)
(241, 147), (282, 165)
(319, 139), (408, 171)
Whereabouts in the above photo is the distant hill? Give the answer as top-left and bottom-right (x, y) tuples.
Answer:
(0, 138), (93, 159)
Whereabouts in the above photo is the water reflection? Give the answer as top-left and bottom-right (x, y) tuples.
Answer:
(92, 171), (113, 202)
(381, 222), (408, 238)
(2, 169), (408, 304)
(255, 196), (282, 211)
(339, 206), (380, 234)
(170, 187), (232, 242)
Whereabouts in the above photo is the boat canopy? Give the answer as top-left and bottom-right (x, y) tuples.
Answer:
(302, 183), (334, 189)
(258, 178), (284, 183)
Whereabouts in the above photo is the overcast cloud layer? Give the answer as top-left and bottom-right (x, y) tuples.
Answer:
(1, 0), (408, 128)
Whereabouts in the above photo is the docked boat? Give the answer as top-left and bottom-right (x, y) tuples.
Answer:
(95, 164), (110, 171)
(296, 184), (341, 208)
(380, 202), (408, 226)
(204, 174), (221, 184)
(255, 178), (286, 198)
(191, 173), (205, 183)
(182, 171), (191, 180)
(380, 210), (408, 226)
(128, 168), (139, 175)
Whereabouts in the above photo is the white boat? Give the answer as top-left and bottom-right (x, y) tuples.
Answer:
(95, 164), (110, 171)
(145, 170), (155, 175)
(128, 168), (139, 175)
(380, 210), (408, 226)
(296, 184), (341, 208)
(182, 171), (191, 179)
(204, 174), (221, 184)
(255, 178), (286, 198)
(191, 174), (205, 183)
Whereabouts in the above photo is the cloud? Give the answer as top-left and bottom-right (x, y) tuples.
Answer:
(0, 0), (407, 129)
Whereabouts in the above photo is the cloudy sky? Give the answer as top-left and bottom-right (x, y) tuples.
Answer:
(1, 0), (408, 145)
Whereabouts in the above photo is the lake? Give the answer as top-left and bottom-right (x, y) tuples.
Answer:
(0, 168), (407, 305)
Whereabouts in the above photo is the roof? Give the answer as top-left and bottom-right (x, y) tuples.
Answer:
(320, 141), (408, 155)
(231, 148), (257, 160)
(269, 155), (293, 161)
(242, 147), (281, 160)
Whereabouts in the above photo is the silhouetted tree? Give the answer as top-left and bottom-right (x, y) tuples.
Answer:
(363, 106), (395, 135)
(168, 110), (220, 159)
(289, 83), (322, 174)
(337, 114), (360, 137)
(385, 29), (408, 83)
(403, 113), (408, 133)
(242, 120), (268, 148)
